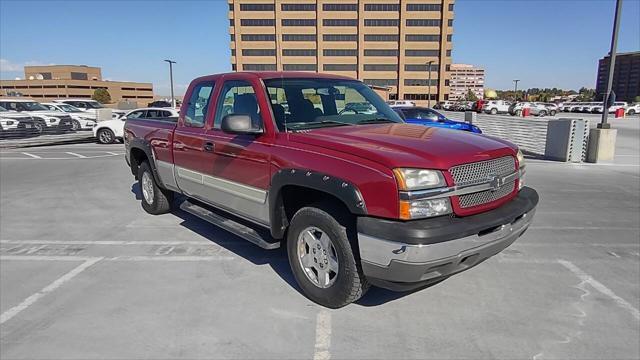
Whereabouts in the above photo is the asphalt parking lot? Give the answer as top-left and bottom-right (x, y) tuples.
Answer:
(1, 118), (639, 359)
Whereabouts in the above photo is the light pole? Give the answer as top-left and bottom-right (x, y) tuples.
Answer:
(426, 60), (434, 107)
(164, 59), (177, 108)
(599, 0), (623, 129)
(513, 79), (520, 101)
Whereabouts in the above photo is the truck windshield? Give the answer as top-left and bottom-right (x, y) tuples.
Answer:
(264, 78), (403, 131)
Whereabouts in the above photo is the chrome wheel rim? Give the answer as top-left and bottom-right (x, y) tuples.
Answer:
(141, 171), (154, 204)
(72, 120), (80, 130)
(297, 226), (339, 288)
(99, 130), (112, 143)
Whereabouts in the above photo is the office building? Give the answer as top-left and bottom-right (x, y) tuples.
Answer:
(596, 51), (639, 103)
(0, 65), (155, 106)
(229, 0), (454, 104)
(449, 63), (484, 100)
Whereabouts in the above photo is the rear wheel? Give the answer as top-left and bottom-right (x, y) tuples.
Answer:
(287, 205), (369, 308)
(515, 110), (522, 116)
(629, 109), (636, 115)
(138, 162), (173, 215)
(97, 128), (115, 144)
(490, 108), (498, 115)
(550, 110), (557, 116)
(539, 110), (547, 117)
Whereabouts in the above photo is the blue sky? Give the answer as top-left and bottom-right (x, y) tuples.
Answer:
(1, 0), (638, 95)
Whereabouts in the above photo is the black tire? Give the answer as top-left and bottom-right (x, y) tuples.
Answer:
(97, 128), (115, 144)
(34, 121), (44, 134)
(287, 205), (369, 308)
(490, 108), (498, 115)
(629, 109), (636, 115)
(550, 110), (557, 116)
(137, 161), (173, 215)
(515, 110), (522, 116)
(539, 111), (547, 117)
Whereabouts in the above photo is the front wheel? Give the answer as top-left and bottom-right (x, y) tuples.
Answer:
(629, 109), (636, 115)
(97, 128), (115, 144)
(550, 110), (557, 116)
(539, 111), (547, 117)
(490, 108), (498, 115)
(287, 206), (369, 308)
(515, 110), (522, 116)
(71, 120), (81, 131)
(138, 162), (173, 215)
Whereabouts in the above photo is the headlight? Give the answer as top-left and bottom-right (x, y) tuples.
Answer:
(400, 198), (452, 220)
(49, 117), (59, 123)
(516, 149), (525, 168)
(516, 149), (525, 190)
(393, 168), (446, 191)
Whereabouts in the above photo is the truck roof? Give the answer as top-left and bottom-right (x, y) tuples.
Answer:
(192, 71), (356, 83)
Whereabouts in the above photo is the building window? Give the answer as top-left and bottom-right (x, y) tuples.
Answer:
(323, 19), (358, 26)
(364, 3), (399, 11)
(283, 64), (317, 71)
(364, 19), (399, 27)
(39, 72), (52, 80)
(243, 64), (277, 71)
(363, 79), (398, 87)
(239, 3), (275, 11)
(242, 49), (276, 56)
(447, 50), (452, 56)
(283, 34), (317, 41)
(364, 64), (397, 71)
(405, 34), (440, 42)
(232, 64), (237, 71)
(323, 4), (358, 11)
(229, 19), (234, 26)
(404, 79), (438, 86)
(405, 49), (439, 57)
(283, 49), (317, 56)
(404, 93), (437, 100)
(445, 80), (450, 86)
(365, 49), (399, 56)
(70, 72), (88, 80)
(282, 19), (316, 26)
(121, 87), (136, 91)
(406, 19), (441, 26)
(406, 4), (441, 11)
(241, 34), (276, 41)
(324, 49), (358, 56)
(364, 34), (399, 42)
(228, 3), (233, 11)
(324, 34), (358, 41)
(449, 3), (454, 11)
(282, 3), (316, 11)
(446, 64), (451, 71)
(241, 19), (275, 26)
(447, 34), (452, 42)
(231, 49), (236, 56)
(323, 64), (357, 71)
(448, 19), (453, 26)
(405, 64), (438, 71)
(230, 34), (235, 41)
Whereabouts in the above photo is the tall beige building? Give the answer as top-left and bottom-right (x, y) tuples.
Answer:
(449, 63), (484, 101)
(229, 0), (454, 104)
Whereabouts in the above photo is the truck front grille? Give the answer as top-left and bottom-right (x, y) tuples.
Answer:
(449, 156), (516, 208)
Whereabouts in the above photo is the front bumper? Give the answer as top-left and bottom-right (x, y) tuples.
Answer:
(357, 187), (538, 291)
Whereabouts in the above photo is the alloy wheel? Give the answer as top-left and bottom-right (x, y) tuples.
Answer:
(297, 226), (339, 288)
(141, 171), (154, 205)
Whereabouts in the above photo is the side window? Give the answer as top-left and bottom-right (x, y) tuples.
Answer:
(214, 80), (260, 129)
(126, 110), (145, 119)
(161, 110), (172, 118)
(147, 109), (164, 118)
(185, 81), (215, 128)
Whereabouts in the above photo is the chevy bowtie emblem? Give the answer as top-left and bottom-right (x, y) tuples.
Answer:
(488, 174), (505, 191)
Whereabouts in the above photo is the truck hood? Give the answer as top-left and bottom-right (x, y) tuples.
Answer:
(289, 123), (516, 170)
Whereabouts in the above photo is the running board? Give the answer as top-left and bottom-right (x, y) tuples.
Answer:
(180, 200), (280, 250)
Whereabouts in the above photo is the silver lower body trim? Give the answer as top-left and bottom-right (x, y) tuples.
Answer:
(359, 209), (535, 268)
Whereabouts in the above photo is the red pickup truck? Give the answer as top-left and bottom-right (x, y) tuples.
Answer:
(124, 72), (538, 308)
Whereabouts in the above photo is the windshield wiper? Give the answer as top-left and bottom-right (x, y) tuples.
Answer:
(286, 120), (353, 131)
(356, 118), (395, 125)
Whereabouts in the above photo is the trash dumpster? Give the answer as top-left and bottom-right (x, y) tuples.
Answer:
(615, 108), (625, 118)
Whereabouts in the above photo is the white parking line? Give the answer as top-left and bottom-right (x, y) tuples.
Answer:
(314, 310), (332, 360)
(65, 152), (87, 158)
(558, 259), (640, 321)
(0, 240), (214, 245)
(0, 257), (102, 324)
(21, 152), (41, 159)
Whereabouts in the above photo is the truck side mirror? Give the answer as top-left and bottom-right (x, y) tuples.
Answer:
(221, 114), (263, 135)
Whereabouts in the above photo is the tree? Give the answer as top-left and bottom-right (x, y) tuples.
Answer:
(465, 89), (478, 101)
(634, 96), (640, 103)
(92, 88), (112, 104)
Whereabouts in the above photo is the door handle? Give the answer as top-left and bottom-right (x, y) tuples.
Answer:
(203, 142), (215, 152)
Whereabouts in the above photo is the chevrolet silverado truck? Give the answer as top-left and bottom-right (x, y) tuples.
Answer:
(124, 72), (538, 308)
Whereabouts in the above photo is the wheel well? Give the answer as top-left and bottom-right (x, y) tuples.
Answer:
(276, 185), (355, 239)
(129, 147), (148, 178)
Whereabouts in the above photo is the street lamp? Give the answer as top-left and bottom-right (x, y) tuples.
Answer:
(599, 0), (623, 129)
(164, 59), (177, 108)
(513, 79), (520, 101)
(426, 60), (434, 107)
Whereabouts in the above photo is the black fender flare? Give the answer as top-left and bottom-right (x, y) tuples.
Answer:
(127, 138), (167, 189)
(268, 168), (367, 239)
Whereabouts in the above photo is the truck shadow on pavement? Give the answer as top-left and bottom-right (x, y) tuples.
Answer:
(131, 183), (429, 307)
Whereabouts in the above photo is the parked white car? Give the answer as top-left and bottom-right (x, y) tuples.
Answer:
(41, 103), (97, 130)
(591, 102), (627, 114)
(625, 103), (640, 115)
(53, 99), (127, 119)
(0, 99), (74, 133)
(483, 100), (511, 115)
(535, 103), (559, 116)
(93, 107), (179, 144)
(387, 100), (416, 107)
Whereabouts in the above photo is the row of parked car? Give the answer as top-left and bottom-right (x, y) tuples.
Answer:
(560, 101), (639, 115)
(435, 99), (640, 117)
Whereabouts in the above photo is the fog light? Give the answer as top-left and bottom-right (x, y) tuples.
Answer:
(400, 198), (452, 220)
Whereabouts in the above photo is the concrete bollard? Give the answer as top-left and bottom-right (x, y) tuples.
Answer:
(587, 127), (617, 163)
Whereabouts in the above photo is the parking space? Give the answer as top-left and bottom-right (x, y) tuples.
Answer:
(1, 128), (639, 358)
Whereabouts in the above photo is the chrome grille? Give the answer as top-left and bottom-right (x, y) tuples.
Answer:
(449, 156), (516, 208)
